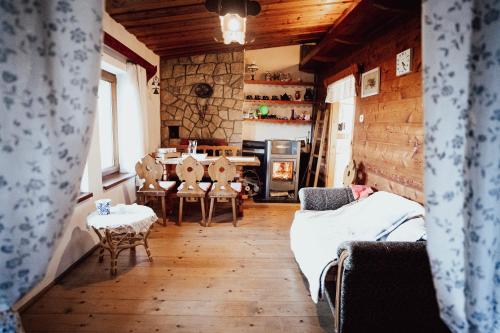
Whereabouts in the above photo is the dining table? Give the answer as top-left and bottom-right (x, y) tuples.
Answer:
(159, 155), (260, 167)
(158, 155), (261, 217)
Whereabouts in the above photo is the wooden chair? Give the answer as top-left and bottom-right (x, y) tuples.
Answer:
(207, 157), (242, 227)
(175, 156), (211, 225)
(135, 155), (176, 226)
(197, 145), (239, 157)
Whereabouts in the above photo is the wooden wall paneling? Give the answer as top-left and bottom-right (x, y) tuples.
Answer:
(316, 16), (423, 202)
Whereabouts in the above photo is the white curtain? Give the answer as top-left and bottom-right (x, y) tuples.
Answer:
(117, 63), (149, 173)
(0, 1), (103, 331)
(325, 75), (356, 103)
(423, 1), (500, 333)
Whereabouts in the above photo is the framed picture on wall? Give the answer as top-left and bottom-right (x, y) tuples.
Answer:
(361, 67), (380, 98)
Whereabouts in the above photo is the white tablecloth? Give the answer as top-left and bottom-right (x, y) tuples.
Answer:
(87, 204), (157, 234)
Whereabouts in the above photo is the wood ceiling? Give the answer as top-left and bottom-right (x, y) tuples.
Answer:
(300, 0), (421, 70)
(106, 0), (361, 58)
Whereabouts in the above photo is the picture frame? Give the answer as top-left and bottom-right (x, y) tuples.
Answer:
(396, 48), (412, 77)
(361, 67), (380, 98)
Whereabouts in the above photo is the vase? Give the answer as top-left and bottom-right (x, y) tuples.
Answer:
(294, 91), (301, 101)
(304, 88), (314, 101)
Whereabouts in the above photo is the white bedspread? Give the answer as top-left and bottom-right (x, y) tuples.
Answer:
(290, 191), (424, 303)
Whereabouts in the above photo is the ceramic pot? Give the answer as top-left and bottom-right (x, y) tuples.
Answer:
(295, 91), (301, 101)
(95, 199), (111, 215)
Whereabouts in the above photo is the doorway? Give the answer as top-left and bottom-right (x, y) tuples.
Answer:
(325, 75), (356, 187)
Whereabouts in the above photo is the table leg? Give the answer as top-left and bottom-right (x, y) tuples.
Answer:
(129, 232), (136, 253)
(161, 196), (167, 226)
(105, 229), (118, 275)
(237, 192), (244, 218)
(231, 198), (238, 227)
(99, 243), (105, 263)
(234, 168), (245, 218)
(92, 227), (106, 263)
(200, 197), (206, 226)
(207, 198), (215, 227)
(143, 228), (153, 262)
(178, 197), (184, 226)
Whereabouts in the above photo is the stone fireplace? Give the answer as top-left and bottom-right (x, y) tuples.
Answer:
(160, 51), (244, 147)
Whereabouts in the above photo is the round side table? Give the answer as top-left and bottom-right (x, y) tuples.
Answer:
(87, 204), (157, 275)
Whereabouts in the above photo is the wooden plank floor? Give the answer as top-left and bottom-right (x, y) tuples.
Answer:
(21, 203), (334, 333)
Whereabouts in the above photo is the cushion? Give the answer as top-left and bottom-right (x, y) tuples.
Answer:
(350, 185), (374, 200)
(214, 182), (242, 192)
(230, 182), (242, 192)
(158, 181), (176, 191)
(177, 181), (211, 192)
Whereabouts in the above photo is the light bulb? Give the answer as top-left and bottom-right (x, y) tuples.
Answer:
(228, 16), (241, 31)
(220, 14), (246, 45)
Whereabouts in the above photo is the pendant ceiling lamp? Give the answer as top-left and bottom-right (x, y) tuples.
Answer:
(206, 0), (261, 45)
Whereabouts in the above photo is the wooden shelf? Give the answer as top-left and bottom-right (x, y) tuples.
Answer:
(244, 99), (314, 105)
(243, 118), (312, 124)
(244, 80), (314, 86)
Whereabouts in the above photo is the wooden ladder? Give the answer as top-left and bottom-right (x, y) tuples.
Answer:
(304, 108), (330, 187)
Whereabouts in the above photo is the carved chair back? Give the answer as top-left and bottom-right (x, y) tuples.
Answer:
(176, 155), (205, 194)
(135, 155), (164, 191)
(208, 157), (237, 196)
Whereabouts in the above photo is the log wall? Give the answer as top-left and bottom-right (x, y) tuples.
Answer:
(317, 17), (423, 202)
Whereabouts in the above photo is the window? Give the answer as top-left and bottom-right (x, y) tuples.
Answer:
(98, 70), (119, 176)
(80, 163), (89, 193)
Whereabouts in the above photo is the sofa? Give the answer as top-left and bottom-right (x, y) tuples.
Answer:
(291, 188), (450, 333)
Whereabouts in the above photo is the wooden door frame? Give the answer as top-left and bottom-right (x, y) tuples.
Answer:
(325, 98), (357, 188)
(325, 102), (340, 187)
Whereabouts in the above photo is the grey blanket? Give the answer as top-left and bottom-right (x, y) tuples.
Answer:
(298, 187), (355, 211)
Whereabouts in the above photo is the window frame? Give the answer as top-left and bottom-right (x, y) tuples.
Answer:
(99, 70), (120, 177)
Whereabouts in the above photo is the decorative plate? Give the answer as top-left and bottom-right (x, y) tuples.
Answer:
(194, 83), (213, 98)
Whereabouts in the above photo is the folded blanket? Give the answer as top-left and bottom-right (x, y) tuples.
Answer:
(290, 191), (424, 303)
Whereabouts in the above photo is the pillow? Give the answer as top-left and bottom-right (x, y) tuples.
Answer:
(350, 185), (373, 200)
(386, 217), (426, 242)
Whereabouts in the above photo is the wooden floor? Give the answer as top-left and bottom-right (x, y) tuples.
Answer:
(21, 203), (334, 333)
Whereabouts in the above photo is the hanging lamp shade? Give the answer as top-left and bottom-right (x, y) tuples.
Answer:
(220, 14), (246, 44)
(205, 0), (261, 45)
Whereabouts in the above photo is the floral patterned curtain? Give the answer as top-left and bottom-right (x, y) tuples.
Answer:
(423, 1), (500, 332)
(0, 1), (103, 331)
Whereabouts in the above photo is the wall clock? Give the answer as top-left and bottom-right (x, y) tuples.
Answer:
(396, 48), (412, 76)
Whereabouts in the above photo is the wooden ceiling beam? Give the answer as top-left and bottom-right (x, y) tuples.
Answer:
(151, 31), (325, 53)
(332, 37), (363, 45)
(157, 35), (321, 58)
(300, 0), (420, 69)
(134, 19), (336, 42)
(313, 56), (338, 63)
(144, 27), (328, 49)
(299, 0), (361, 67)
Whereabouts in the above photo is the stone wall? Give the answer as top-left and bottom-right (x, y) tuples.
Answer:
(160, 51), (244, 147)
